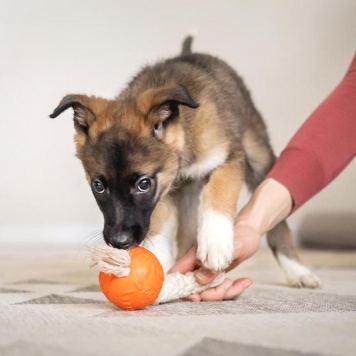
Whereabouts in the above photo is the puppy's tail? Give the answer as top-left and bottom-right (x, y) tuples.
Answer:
(181, 36), (193, 55)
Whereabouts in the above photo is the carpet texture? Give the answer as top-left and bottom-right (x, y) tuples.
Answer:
(0, 247), (355, 356)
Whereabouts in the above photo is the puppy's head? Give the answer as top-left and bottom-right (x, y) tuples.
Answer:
(50, 85), (198, 249)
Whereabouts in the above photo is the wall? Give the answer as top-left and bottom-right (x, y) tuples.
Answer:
(0, 0), (355, 247)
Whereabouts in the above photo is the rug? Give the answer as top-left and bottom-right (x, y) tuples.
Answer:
(0, 247), (355, 356)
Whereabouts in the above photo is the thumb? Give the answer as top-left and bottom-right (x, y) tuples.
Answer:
(194, 267), (220, 285)
(168, 245), (198, 274)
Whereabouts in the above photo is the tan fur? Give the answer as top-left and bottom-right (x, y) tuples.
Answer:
(189, 101), (228, 161)
(165, 121), (185, 152)
(242, 126), (272, 170)
(201, 160), (243, 219)
(148, 196), (177, 237)
(136, 88), (161, 115)
(74, 132), (86, 155)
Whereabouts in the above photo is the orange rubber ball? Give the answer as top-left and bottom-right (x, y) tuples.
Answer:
(99, 246), (164, 310)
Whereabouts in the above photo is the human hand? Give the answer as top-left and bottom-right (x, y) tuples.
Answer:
(168, 219), (262, 301)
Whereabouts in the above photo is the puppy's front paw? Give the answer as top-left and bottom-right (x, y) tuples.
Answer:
(197, 211), (234, 271)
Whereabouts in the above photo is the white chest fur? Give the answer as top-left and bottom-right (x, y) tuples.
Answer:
(181, 147), (228, 180)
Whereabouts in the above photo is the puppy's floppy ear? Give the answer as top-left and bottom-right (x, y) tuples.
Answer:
(157, 85), (199, 123)
(156, 84), (199, 110)
(49, 94), (97, 134)
(138, 85), (199, 120)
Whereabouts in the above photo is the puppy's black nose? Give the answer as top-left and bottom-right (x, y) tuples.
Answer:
(110, 233), (134, 250)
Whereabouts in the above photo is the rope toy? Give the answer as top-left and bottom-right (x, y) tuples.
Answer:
(88, 245), (224, 310)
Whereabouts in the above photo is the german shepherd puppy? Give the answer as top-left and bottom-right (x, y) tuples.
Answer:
(50, 37), (320, 288)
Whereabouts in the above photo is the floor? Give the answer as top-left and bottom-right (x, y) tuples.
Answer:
(0, 246), (356, 356)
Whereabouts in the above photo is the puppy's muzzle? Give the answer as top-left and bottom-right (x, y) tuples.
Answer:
(103, 224), (143, 250)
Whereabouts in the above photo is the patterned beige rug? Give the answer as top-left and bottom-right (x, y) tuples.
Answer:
(0, 246), (355, 356)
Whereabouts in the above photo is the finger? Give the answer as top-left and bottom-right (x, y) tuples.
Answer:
(224, 278), (252, 300)
(168, 245), (198, 274)
(199, 279), (233, 301)
(186, 278), (252, 302)
(194, 267), (220, 285)
(186, 293), (201, 302)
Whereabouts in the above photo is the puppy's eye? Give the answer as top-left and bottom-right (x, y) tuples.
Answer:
(137, 178), (151, 193)
(92, 179), (105, 194)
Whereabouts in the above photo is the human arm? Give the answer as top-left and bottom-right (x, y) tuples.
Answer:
(267, 52), (356, 212)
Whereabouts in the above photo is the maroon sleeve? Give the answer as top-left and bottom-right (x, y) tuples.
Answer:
(267, 53), (356, 213)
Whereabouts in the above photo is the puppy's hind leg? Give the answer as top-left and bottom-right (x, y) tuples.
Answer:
(243, 125), (321, 288)
(267, 222), (321, 288)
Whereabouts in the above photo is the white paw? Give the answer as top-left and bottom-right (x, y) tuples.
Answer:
(288, 273), (322, 289)
(197, 210), (234, 271)
(277, 253), (321, 289)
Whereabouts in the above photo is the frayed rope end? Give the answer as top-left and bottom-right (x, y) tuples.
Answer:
(87, 245), (131, 277)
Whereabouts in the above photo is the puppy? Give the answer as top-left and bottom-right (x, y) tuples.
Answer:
(50, 37), (320, 288)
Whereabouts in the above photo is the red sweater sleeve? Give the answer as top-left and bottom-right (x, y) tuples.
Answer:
(267, 53), (356, 213)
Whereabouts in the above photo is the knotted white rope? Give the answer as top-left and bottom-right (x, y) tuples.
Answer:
(156, 271), (223, 304)
(87, 245), (224, 304)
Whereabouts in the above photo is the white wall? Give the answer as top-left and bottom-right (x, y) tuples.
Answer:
(0, 0), (355, 246)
